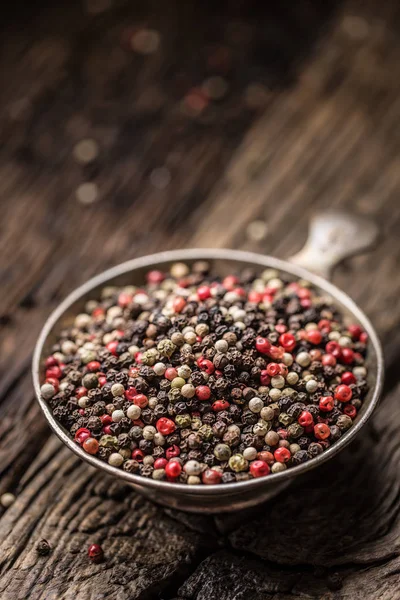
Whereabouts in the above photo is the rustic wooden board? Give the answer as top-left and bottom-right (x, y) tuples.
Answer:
(1, 0), (400, 598)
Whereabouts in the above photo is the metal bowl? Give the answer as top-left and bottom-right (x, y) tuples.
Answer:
(32, 212), (384, 513)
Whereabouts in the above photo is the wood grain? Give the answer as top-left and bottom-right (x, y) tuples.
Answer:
(0, 0), (400, 598)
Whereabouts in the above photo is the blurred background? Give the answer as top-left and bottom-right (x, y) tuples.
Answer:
(1, 0), (400, 468)
(1, 2), (400, 598)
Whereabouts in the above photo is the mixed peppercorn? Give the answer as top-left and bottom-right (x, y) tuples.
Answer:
(41, 262), (369, 485)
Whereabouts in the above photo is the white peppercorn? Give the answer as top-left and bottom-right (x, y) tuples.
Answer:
(40, 383), (56, 400)
(112, 410), (125, 423)
(111, 383), (125, 397)
(127, 405), (141, 420)
(108, 453), (124, 467)
(243, 447), (257, 461)
(248, 397), (263, 413)
(296, 352), (311, 367)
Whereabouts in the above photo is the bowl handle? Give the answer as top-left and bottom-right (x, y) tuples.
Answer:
(288, 210), (379, 280)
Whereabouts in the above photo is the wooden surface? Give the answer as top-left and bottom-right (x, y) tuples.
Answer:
(1, 0), (400, 598)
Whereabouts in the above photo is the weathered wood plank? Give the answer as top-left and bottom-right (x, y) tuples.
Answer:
(177, 550), (400, 600)
(0, 438), (212, 600)
(0, 0), (400, 598)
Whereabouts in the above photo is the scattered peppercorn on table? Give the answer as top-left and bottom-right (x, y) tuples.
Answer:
(1, 1), (400, 599)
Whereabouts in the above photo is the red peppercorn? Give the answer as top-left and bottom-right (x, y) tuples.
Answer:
(146, 270), (165, 284)
(298, 411), (314, 427)
(124, 386), (138, 401)
(360, 332), (368, 343)
(266, 362), (280, 377)
(274, 447), (291, 463)
(260, 370), (271, 386)
(173, 296), (186, 313)
(45, 356), (59, 368)
(348, 324), (362, 340)
(133, 394), (148, 408)
(335, 384), (353, 403)
(154, 458), (168, 470)
(100, 414), (112, 426)
(222, 275), (239, 290)
(319, 396), (334, 412)
(233, 287), (246, 298)
(197, 285), (211, 300)
(103, 425), (112, 435)
(87, 361), (101, 372)
(275, 324), (287, 334)
(214, 370), (223, 379)
(307, 330), (322, 345)
(250, 460), (270, 478)
(45, 377), (59, 389)
(325, 341), (342, 358)
(258, 451), (274, 465)
(83, 437), (99, 455)
(277, 428), (288, 439)
(74, 428), (91, 444)
(45, 366), (62, 380)
(300, 298), (312, 308)
(76, 386), (88, 399)
(88, 544), (104, 563)
(341, 371), (357, 385)
(309, 349), (322, 361)
(165, 367), (178, 381)
(202, 469), (222, 485)
(212, 400), (230, 411)
(195, 385), (211, 401)
(132, 449), (144, 462)
(165, 445), (180, 459)
(297, 287), (311, 299)
(268, 345), (284, 359)
(118, 292), (133, 307)
(197, 358), (215, 374)
(248, 290), (262, 303)
(314, 423), (331, 440)
(318, 319), (331, 333)
(165, 460), (182, 479)
(98, 376), (107, 387)
(341, 348), (354, 364)
(106, 340), (119, 356)
(255, 337), (271, 355)
(322, 353), (336, 367)
(156, 417), (176, 435)
(279, 333), (296, 351)
(344, 405), (357, 418)
(92, 307), (105, 318)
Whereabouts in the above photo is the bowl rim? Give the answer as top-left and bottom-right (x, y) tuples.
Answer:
(32, 248), (384, 495)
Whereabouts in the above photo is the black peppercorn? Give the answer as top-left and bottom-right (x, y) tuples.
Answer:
(36, 539), (51, 556)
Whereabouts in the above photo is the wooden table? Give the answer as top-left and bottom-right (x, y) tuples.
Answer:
(1, 0), (400, 598)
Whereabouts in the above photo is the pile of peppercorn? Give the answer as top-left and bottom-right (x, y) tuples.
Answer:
(40, 261), (369, 485)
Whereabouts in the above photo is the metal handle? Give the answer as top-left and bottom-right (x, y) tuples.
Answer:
(289, 210), (379, 280)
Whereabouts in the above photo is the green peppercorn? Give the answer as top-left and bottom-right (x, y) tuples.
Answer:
(82, 374), (98, 389)
(175, 414), (192, 428)
(279, 413), (293, 426)
(337, 414), (353, 430)
(228, 454), (248, 473)
(171, 377), (186, 389)
(198, 424), (213, 440)
(141, 348), (159, 366)
(157, 339), (177, 358)
(214, 443), (231, 461)
(99, 435), (118, 448)
(287, 423), (304, 439)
